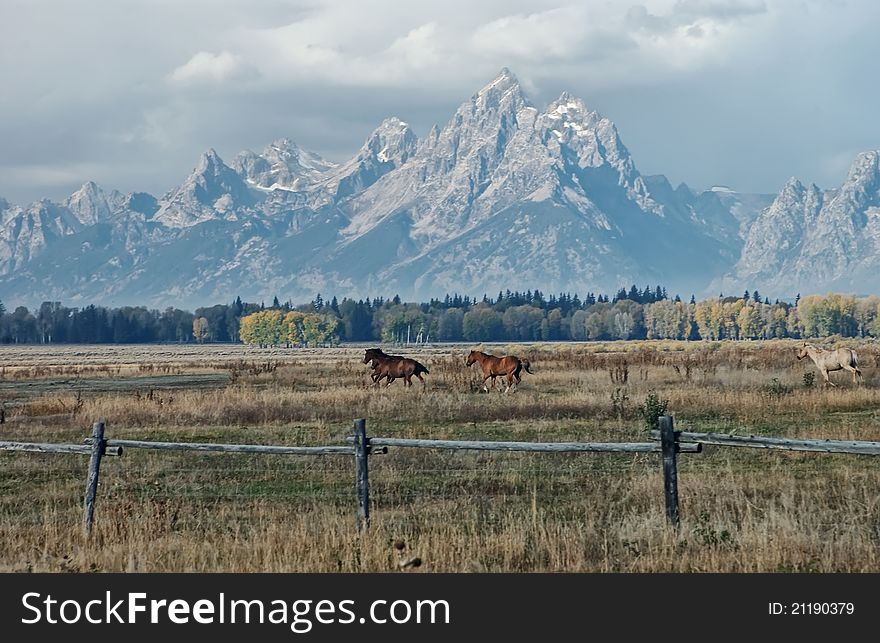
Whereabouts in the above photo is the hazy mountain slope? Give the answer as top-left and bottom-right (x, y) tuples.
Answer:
(718, 151), (880, 297)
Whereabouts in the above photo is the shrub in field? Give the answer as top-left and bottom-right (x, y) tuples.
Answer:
(803, 371), (815, 388)
(762, 377), (790, 400)
(638, 391), (669, 431)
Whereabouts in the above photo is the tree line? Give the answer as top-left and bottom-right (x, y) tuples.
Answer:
(1, 288), (879, 345)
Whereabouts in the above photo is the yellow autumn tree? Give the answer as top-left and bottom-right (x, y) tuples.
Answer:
(238, 313), (259, 345)
(736, 303), (761, 339)
(302, 313), (339, 346)
(282, 311), (306, 346)
(238, 310), (338, 347)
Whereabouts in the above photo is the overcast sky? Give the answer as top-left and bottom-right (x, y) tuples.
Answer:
(1, 0), (878, 204)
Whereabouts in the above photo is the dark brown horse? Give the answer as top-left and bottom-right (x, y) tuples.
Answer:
(363, 348), (402, 384)
(363, 348), (429, 388)
(466, 350), (533, 393)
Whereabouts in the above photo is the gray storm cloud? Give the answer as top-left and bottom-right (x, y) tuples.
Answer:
(1, 0), (878, 204)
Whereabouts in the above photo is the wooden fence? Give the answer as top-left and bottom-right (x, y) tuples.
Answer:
(3, 415), (880, 535)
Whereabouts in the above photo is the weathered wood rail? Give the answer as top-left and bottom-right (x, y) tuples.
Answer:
(346, 417), (698, 528)
(0, 440), (122, 456)
(649, 430), (880, 456)
(85, 437), (352, 456)
(5, 415), (877, 537)
(356, 436), (702, 454)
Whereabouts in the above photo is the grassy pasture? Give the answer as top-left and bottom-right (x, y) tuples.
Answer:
(1, 340), (879, 572)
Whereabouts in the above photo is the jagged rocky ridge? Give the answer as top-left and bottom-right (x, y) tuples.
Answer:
(2, 68), (872, 307)
(716, 150), (880, 297)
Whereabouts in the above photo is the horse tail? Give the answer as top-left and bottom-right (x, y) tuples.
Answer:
(522, 358), (534, 375)
(852, 351), (862, 373)
(414, 361), (430, 375)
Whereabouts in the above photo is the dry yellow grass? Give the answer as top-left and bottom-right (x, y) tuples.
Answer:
(1, 339), (879, 572)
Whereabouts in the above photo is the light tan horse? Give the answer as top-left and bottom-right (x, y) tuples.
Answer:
(466, 350), (533, 393)
(797, 341), (862, 386)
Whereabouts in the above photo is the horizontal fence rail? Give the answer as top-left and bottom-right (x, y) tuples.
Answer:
(85, 438), (353, 456)
(14, 414), (880, 542)
(0, 440), (122, 456)
(348, 436), (701, 454)
(651, 430), (880, 456)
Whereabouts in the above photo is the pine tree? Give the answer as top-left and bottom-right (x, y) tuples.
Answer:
(272, 296), (280, 309)
(628, 285), (640, 301)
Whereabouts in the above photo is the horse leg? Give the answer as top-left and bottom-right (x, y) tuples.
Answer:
(405, 374), (413, 387)
(482, 374), (492, 393)
(845, 365), (861, 384)
(822, 369), (836, 387)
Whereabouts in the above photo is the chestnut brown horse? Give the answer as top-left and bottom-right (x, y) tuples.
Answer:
(466, 350), (533, 393)
(363, 348), (429, 388)
(363, 348), (401, 384)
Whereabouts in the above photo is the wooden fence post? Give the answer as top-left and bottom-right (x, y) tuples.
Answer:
(83, 421), (105, 538)
(659, 415), (680, 529)
(354, 418), (370, 530)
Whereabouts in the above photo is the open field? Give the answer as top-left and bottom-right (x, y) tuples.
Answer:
(1, 339), (880, 572)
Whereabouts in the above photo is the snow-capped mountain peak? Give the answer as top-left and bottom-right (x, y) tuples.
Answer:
(65, 180), (111, 226)
(153, 149), (254, 228)
(1, 70), (876, 306)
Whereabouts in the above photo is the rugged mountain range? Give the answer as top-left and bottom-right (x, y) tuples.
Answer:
(716, 150), (880, 296)
(1, 68), (874, 307)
